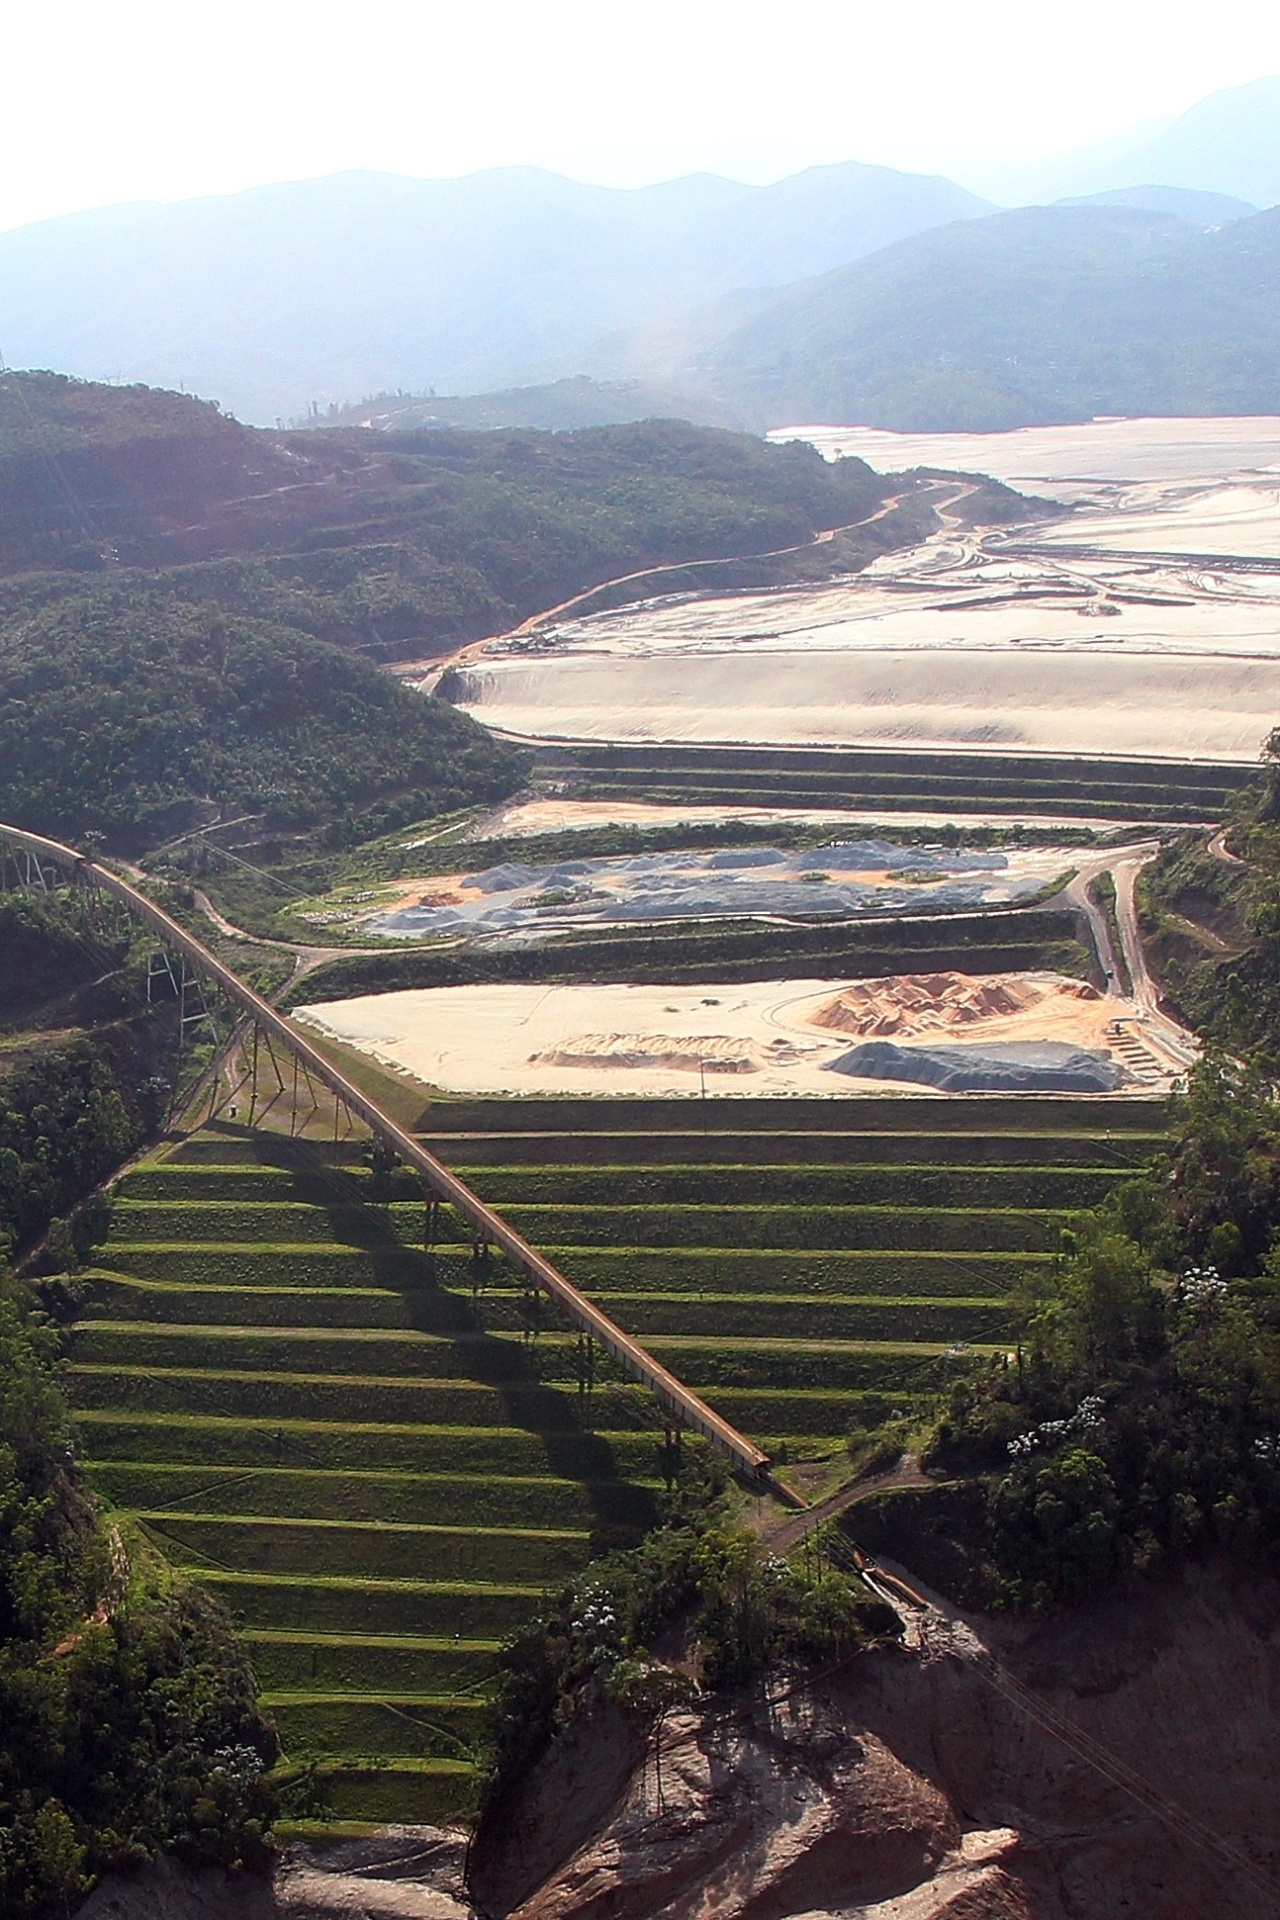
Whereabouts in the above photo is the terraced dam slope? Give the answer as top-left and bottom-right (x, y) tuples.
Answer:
(68, 1130), (670, 1827)
(416, 1095), (1166, 1455)
(536, 742), (1248, 824)
(67, 1095), (1164, 1824)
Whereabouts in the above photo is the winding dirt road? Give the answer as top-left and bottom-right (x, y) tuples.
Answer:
(1059, 843), (1199, 1073)
(392, 478), (970, 685)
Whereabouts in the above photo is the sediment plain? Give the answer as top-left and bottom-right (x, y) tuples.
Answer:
(295, 970), (1165, 1099)
(436, 416), (1280, 763)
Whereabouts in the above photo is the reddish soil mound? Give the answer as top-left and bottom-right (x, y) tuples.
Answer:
(811, 972), (1097, 1039)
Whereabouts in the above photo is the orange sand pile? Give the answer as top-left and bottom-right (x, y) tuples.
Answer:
(809, 971), (1099, 1039)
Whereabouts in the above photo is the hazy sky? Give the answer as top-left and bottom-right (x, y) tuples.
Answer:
(5, 0), (1280, 231)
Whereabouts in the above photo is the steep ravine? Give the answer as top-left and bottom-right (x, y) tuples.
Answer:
(78, 1560), (1280, 1919)
(471, 1558), (1280, 1920)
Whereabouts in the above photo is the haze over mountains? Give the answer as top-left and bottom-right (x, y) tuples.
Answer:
(0, 164), (988, 425)
(690, 204), (1280, 432)
(981, 76), (1280, 210)
(1, 76), (1278, 432)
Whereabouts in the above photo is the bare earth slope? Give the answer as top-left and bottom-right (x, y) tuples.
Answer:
(471, 1560), (1280, 1920)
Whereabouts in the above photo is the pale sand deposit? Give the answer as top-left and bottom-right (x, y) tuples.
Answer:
(1034, 480), (1280, 558)
(477, 799), (1138, 835)
(295, 971), (1165, 1099)
(446, 467), (1280, 761)
(769, 416), (1280, 488)
(459, 646), (1280, 760)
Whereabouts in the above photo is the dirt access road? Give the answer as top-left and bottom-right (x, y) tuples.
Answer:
(393, 479), (972, 684)
(1061, 842), (1198, 1073)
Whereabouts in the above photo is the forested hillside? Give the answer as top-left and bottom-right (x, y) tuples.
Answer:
(0, 590), (521, 849)
(850, 758), (1280, 1608)
(689, 203), (1280, 430)
(0, 886), (282, 1914)
(0, 374), (909, 852)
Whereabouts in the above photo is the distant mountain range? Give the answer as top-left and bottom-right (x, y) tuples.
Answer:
(980, 76), (1280, 212)
(2, 76), (1278, 433)
(0, 163), (988, 424)
(680, 203), (1280, 432)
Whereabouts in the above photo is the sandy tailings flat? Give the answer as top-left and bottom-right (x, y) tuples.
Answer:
(296, 970), (1174, 1099)
(1033, 478), (1280, 557)
(437, 416), (1280, 765)
(453, 645), (1280, 761)
(769, 415), (1280, 490)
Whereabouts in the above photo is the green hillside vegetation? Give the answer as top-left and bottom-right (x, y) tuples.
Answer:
(312, 374), (748, 435)
(690, 204), (1280, 430)
(0, 588), (521, 849)
(0, 1254), (278, 1913)
(0, 894), (177, 1258)
(0, 374), (899, 610)
(1137, 736), (1280, 1063)
(853, 1054), (1280, 1610)
(473, 1455), (896, 1859)
(51, 1093), (1160, 1833)
(62, 1128), (674, 1827)
(0, 375), (939, 854)
(850, 771), (1280, 1609)
(412, 1098), (1160, 1466)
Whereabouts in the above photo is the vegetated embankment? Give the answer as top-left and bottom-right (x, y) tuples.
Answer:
(64, 1092), (1166, 1828)
(67, 1127), (671, 1829)
(534, 741), (1247, 826)
(417, 1094), (1165, 1464)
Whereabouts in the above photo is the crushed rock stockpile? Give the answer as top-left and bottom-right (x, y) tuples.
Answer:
(362, 842), (1066, 943)
(296, 972), (1157, 1100)
(810, 971), (1099, 1039)
(828, 1038), (1127, 1095)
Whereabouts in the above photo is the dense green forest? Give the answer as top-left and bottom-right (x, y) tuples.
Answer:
(1136, 740), (1280, 1067)
(0, 373), (925, 853)
(0, 588), (522, 849)
(873, 1054), (1280, 1608)
(0, 1257), (277, 1912)
(475, 1459), (895, 1851)
(0, 373), (898, 602)
(0, 892), (278, 1912)
(849, 758), (1280, 1607)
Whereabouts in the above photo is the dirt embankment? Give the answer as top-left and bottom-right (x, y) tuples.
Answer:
(470, 1559), (1280, 1920)
(78, 1562), (1280, 1920)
